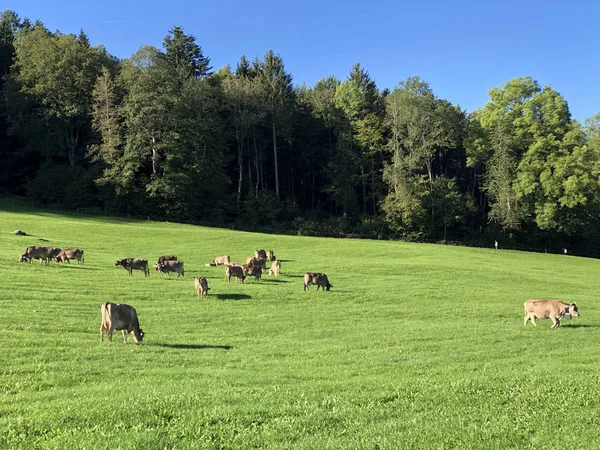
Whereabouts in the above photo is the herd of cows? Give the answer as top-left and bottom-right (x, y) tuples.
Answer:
(19, 245), (580, 343)
(18, 245), (334, 344)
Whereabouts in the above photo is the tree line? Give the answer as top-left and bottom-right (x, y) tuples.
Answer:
(2, 10), (600, 254)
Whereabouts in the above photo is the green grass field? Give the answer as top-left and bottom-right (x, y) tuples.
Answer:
(1, 202), (599, 449)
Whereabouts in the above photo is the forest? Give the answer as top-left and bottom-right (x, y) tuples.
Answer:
(2, 10), (600, 255)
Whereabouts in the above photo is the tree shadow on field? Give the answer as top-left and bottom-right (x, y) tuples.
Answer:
(277, 259), (294, 262)
(215, 293), (252, 301)
(563, 324), (598, 328)
(59, 266), (100, 270)
(150, 343), (232, 350)
(260, 278), (291, 283)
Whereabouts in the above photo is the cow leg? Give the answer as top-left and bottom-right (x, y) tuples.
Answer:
(524, 315), (529, 326)
(122, 330), (128, 343)
(100, 327), (104, 341)
(108, 328), (114, 342)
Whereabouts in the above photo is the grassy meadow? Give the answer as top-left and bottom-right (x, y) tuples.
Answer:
(1, 202), (599, 449)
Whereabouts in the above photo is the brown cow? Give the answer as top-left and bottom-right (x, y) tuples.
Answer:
(246, 264), (262, 281)
(246, 257), (266, 269)
(267, 250), (276, 261)
(100, 302), (144, 343)
(524, 300), (579, 328)
(55, 248), (84, 264)
(269, 260), (281, 276)
(212, 255), (230, 266)
(226, 264), (246, 283)
(157, 255), (177, 265)
(194, 277), (210, 298)
(303, 272), (332, 291)
(19, 246), (61, 265)
(254, 249), (267, 260)
(154, 260), (184, 277)
(115, 258), (149, 277)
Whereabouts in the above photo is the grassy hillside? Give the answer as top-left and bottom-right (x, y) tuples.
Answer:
(1, 203), (599, 449)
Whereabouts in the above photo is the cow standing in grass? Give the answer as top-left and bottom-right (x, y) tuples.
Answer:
(524, 300), (579, 328)
(154, 260), (184, 277)
(269, 260), (281, 276)
(267, 250), (276, 261)
(55, 248), (84, 264)
(19, 246), (61, 265)
(226, 265), (246, 283)
(303, 272), (332, 291)
(195, 277), (210, 298)
(115, 258), (150, 277)
(100, 302), (144, 343)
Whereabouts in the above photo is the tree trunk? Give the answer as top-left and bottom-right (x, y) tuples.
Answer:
(272, 120), (280, 202)
(371, 155), (377, 215)
(151, 135), (158, 175)
(253, 132), (260, 197)
(237, 141), (243, 214)
(361, 167), (367, 214)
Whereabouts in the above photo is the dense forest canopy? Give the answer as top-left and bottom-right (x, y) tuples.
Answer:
(2, 10), (600, 254)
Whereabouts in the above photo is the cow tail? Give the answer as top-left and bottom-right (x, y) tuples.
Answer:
(81, 250), (85, 264)
(101, 302), (110, 330)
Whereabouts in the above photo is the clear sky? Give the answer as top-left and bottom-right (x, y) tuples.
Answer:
(4, 0), (599, 122)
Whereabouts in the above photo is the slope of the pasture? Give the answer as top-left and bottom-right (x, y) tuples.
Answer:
(1, 204), (599, 449)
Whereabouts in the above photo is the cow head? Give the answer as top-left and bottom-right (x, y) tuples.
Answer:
(54, 255), (63, 263)
(19, 254), (28, 263)
(569, 303), (580, 317)
(133, 329), (145, 343)
(153, 263), (162, 271)
(114, 259), (122, 267)
(325, 284), (332, 291)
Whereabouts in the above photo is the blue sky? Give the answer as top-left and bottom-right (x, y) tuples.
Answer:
(5, 0), (599, 122)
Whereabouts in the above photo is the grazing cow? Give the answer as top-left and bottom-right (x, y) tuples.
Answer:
(254, 249), (267, 260)
(154, 260), (184, 277)
(246, 264), (262, 281)
(115, 258), (149, 277)
(524, 300), (579, 328)
(267, 250), (276, 261)
(269, 260), (281, 276)
(55, 248), (84, 264)
(303, 272), (332, 291)
(212, 255), (230, 266)
(195, 277), (210, 298)
(19, 246), (60, 265)
(157, 255), (177, 265)
(246, 257), (266, 269)
(226, 264), (246, 283)
(100, 302), (144, 343)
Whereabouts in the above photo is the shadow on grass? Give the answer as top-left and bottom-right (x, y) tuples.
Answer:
(149, 343), (232, 350)
(58, 266), (100, 270)
(215, 293), (252, 301)
(277, 259), (294, 262)
(563, 323), (598, 328)
(260, 278), (291, 283)
(285, 274), (305, 278)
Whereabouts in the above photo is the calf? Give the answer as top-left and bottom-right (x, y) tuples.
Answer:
(157, 255), (177, 265)
(269, 260), (281, 276)
(115, 258), (149, 277)
(55, 248), (84, 264)
(254, 249), (267, 260)
(303, 272), (332, 291)
(100, 302), (144, 343)
(226, 264), (246, 283)
(154, 260), (184, 277)
(194, 277), (210, 298)
(267, 250), (276, 261)
(524, 300), (579, 328)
